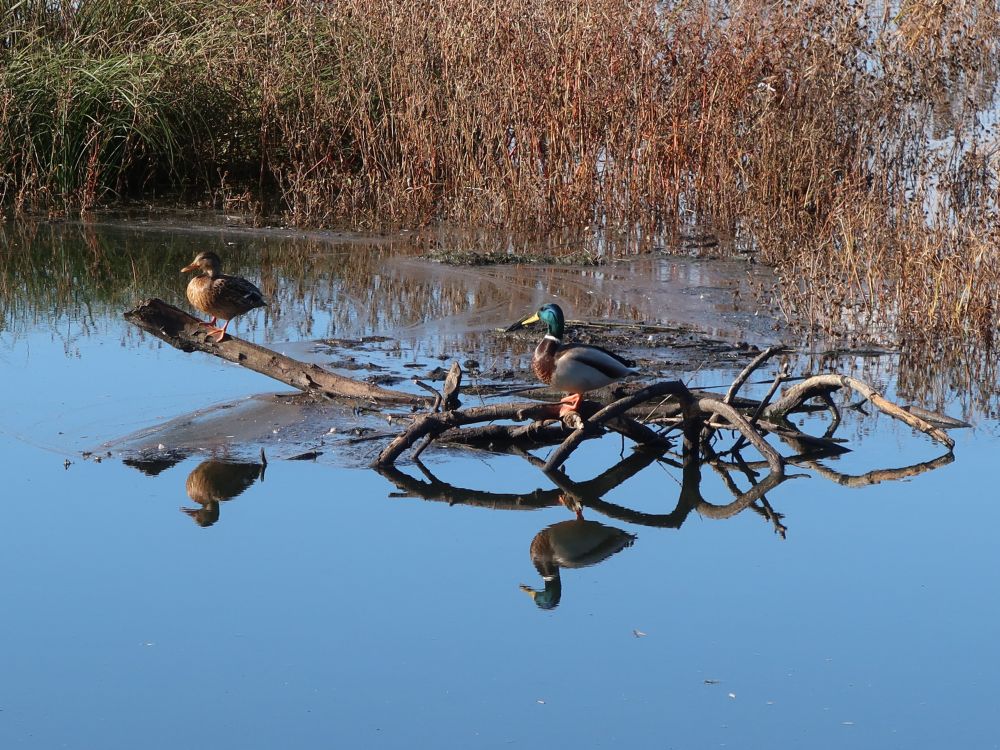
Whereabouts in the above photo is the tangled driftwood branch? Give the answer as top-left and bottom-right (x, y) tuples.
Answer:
(122, 299), (964, 516)
(373, 364), (955, 472)
(765, 374), (955, 448)
(373, 356), (963, 540)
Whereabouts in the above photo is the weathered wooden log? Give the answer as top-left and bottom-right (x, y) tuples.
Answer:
(436, 420), (569, 448)
(124, 298), (427, 406)
(372, 396), (671, 466)
(373, 401), (562, 466)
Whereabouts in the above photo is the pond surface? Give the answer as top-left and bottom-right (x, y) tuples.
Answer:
(0, 219), (997, 749)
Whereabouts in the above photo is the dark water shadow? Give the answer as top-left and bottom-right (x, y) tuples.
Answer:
(375, 442), (790, 532)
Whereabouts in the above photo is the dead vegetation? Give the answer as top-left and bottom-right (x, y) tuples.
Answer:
(3, 0), (998, 350)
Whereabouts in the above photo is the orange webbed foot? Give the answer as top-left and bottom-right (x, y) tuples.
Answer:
(205, 320), (231, 343)
(557, 393), (583, 417)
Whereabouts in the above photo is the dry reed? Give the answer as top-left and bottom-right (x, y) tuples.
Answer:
(1, 0), (998, 352)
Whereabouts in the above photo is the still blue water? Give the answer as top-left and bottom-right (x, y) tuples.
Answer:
(0, 222), (997, 749)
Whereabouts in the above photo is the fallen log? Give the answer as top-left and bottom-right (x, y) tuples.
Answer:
(124, 298), (427, 406)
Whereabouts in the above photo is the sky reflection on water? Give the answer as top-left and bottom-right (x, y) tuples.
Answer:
(0, 221), (997, 749)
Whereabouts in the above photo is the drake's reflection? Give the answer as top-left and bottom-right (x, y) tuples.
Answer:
(521, 514), (635, 610)
(181, 460), (265, 527)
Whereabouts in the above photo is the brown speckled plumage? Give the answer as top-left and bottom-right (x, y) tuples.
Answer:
(531, 337), (559, 384)
(181, 251), (266, 341)
(181, 459), (264, 527)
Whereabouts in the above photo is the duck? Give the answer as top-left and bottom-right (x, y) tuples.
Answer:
(181, 459), (265, 527)
(180, 251), (266, 342)
(506, 302), (637, 414)
(520, 516), (636, 609)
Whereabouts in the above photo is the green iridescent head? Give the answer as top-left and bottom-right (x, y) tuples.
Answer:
(506, 302), (565, 338)
(519, 578), (562, 610)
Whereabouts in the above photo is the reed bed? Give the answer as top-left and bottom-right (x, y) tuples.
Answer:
(1, 0), (998, 350)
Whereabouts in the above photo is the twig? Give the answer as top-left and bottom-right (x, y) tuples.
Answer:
(727, 361), (790, 455)
(819, 391), (841, 438)
(799, 451), (954, 487)
(411, 434), (436, 461)
(724, 346), (786, 404)
(752, 497), (788, 539)
(696, 398), (784, 476)
(543, 381), (697, 472)
(413, 380), (443, 411)
(442, 361), (463, 411)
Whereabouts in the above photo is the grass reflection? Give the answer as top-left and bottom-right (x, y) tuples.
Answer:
(2, 218), (995, 417)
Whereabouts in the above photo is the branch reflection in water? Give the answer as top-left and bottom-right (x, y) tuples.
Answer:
(376, 437), (953, 609)
(122, 421), (953, 603)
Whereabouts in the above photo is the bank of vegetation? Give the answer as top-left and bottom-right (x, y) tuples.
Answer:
(1, 0), (998, 349)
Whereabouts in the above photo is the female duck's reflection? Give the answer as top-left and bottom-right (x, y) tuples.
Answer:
(521, 512), (635, 610)
(181, 460), (265, 527)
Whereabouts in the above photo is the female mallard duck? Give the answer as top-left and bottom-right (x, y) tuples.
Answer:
(181, 459), (265, 527)
(180, 251), (266, 342)
(506, 302), (637, 414)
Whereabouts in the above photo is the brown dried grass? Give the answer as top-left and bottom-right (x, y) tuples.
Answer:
(1, 0), (998, 352)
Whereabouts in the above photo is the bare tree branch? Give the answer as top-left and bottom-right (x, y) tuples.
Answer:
(766, 374), (955, 448)
(724, 345), (787, 404)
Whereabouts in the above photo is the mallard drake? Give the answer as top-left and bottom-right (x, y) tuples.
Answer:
(506, 302), (637, 414)
(180, 251), (266, 342)
(520, 517), (636, 609)
(181, 459), (265, 527)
